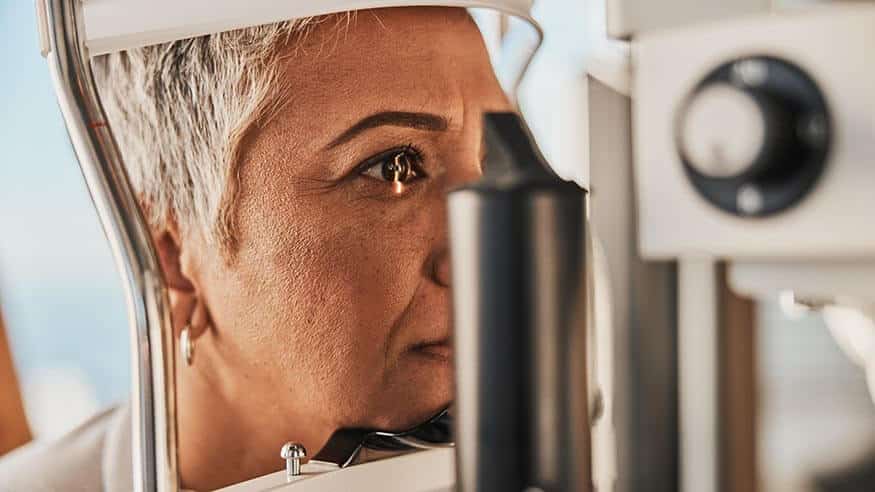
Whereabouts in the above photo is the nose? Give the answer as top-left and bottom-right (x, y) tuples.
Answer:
(431, 248), (451, 288)
(425, 194), (451, 289)
(428, 145), (483, 289)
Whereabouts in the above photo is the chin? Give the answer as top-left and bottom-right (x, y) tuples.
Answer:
(371, 353), (454, 431)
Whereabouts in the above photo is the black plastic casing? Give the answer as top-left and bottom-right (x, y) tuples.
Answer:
(449, 113), (591, 492)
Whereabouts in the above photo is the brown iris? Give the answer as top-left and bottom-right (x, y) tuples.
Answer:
(383, 152), (414, 194)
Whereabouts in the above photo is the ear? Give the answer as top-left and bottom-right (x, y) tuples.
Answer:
(153, 226), (209, 341)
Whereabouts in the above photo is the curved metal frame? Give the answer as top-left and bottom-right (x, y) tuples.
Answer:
(42, 1), (176, 491)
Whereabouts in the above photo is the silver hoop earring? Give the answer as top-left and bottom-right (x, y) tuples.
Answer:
(180, 324), (195, 366)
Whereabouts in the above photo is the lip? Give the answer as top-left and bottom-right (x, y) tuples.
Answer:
(409, 339), (453, 362)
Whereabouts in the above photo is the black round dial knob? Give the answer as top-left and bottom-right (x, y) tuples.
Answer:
(676, 57), (831, 217)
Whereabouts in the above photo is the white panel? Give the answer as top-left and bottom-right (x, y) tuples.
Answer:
(633, 4), (875, 260)
(82, 0), (535, 55)
(219, 449), (454, 492)
(585, 41), (630, 97)
(582, 0), (631, 95)
(606, 0), (769, 38)
(730, 261), (875, 301)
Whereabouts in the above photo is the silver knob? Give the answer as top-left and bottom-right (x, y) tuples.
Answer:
(280, 442), (307, 480)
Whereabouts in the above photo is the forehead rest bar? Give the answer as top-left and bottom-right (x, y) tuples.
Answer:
(82, 0), (538, 55)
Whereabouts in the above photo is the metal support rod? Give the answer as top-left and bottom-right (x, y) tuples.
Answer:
(678, 259), (719, 492)
(42, 1), (177, 491)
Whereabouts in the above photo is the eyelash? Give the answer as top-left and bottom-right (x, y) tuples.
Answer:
(356, 144), (426, 187)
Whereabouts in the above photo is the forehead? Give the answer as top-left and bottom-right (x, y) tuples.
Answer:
(272, 7), (501, 137)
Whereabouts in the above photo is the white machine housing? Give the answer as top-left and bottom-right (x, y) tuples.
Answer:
(605, 0), (768, 39)
(633, 3), (875, 261)
(220, 449), (454, 492)
(80, 0), (537, 55)
(599, 4), (875, 492)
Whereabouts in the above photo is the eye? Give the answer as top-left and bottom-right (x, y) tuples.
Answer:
(359, 146), (425, 193)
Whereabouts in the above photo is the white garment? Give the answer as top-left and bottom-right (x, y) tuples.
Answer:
(0, 404), (132, 492)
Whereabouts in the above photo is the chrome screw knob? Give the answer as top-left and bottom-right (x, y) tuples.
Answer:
(280, 442), (307, 480)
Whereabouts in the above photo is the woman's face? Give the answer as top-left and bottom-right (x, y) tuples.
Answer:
(178, 6), (510, 457)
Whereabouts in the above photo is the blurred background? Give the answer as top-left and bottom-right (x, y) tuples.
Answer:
(0, 0), (129, 441)
(1, 0), (873, 491)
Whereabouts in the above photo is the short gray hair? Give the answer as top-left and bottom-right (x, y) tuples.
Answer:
(92, 15), (350, 250)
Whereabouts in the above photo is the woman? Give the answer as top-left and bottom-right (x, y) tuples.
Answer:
(0, 6), (510, 491)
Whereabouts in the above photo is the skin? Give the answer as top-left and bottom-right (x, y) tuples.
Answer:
(156, 7), (511, 491)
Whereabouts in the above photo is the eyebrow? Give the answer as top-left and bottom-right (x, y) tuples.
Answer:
(325, 111), (449, 150)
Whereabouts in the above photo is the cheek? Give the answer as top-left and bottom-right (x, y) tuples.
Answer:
(229, 185), (436, 392)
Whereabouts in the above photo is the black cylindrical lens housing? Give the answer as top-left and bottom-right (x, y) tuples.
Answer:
(449, 113), (590, 492)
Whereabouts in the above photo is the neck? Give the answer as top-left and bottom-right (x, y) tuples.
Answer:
(175, 355), (334, 491)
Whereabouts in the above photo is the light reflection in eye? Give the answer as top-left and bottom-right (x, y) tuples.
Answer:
(360, 147), (422, 194)
(390, 153), (409, 194)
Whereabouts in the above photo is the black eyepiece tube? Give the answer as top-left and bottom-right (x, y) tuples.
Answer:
(449, 112), (591, 492)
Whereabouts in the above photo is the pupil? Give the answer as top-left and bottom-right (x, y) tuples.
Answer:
(382, 152), (411, 181)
